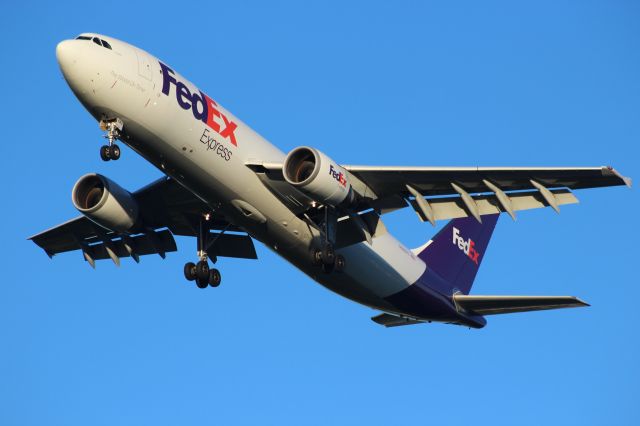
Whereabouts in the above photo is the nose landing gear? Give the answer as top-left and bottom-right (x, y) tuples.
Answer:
(99, 118), (123, 161)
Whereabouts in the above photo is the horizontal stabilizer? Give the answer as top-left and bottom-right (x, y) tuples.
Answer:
(371, 313), (424, 327)
(453, 294), (589, 315)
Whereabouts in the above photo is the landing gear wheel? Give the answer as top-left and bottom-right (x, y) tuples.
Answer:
(184, 262), (196, 281)
(195, 276), (209, 289)
(322, 244), (335, 266)
(321, 262), (335, 274)
(110, 144), (121, 160)
(312, 249), (323, 266)
(314, 244), (340, 273)
(196, 260), (210, 281)
(208, 269), (221, 287)
(185, 215), (225, 289)
(100, 145), (111, 161)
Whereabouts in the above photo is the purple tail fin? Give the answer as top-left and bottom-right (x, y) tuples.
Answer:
(416, 214), (499, 294)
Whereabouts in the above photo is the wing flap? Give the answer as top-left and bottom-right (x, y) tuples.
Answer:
(453, 294), (589, 315)
(87, 229), (177, 260)
(410, 188), (578, 222)
(206, 233), (258, 260)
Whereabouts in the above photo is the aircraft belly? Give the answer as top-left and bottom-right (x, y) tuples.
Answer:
(120, 121), (422, 312)
(337, 233), (426, 297)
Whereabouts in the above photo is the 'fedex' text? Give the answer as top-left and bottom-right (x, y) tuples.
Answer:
(452, 227), (480, 265)
(160, 62), (238, 146)
(329, 164), (347, 187)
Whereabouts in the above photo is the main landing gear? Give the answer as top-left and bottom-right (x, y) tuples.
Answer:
(183, 214), (222, 289)
(312, 206), (346, 274)
(183, 259), (221, 289)
(99, 118), (123, 161)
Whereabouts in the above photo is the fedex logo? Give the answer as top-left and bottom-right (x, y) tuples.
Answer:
(329, 164), (347, 187)
(452, 227), (480, 265)
(159, 62), (238, 146)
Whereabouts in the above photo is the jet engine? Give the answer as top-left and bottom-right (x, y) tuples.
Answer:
(283, 146), (355, 206)
(72, 173), (139, 233)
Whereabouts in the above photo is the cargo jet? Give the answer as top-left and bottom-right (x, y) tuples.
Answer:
(31, 34), (632, 328)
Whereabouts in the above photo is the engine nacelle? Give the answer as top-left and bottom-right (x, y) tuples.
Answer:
(72, 173), (139, 233)
(283, 146), (355, 206)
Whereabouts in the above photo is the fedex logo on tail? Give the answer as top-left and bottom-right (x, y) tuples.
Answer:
(159, 62), (238, 146)
(452, 227), (480, 265)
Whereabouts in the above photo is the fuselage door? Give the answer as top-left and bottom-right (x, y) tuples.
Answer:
(136, 50), (153, 81)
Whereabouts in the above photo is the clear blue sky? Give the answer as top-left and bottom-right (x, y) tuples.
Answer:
(1, 1), (638, 425)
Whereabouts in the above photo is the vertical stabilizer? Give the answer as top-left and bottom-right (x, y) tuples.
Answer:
(415, 214), (499, 294)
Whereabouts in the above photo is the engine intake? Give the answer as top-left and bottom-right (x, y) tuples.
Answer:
(72, 173), (139, 233)
(283, 146), (354, 206)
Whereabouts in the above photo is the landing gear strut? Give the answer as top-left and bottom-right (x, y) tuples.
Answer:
(183, 215), (222, 288)
(99, 118), (123, 161)
(312, 206), (346, 273)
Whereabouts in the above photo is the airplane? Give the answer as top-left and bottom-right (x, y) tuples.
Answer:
(30, 33), (631, 329)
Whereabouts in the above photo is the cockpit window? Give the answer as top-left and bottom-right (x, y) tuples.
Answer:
(74, 35), (113, 50)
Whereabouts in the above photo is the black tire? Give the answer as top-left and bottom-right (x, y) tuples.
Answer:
(196, 260), (210, 281)
(100, 145), (111, 161)
(312, 249), (323, 266)
(196, 276), (209, 288)
(183, 262), (196, 281)
(322, 262), (335, 274)
(110, 144), (121, 160)
(335, 255), (346, 272)
(322, 244), (335, 266)
(209, 268), (221, 287)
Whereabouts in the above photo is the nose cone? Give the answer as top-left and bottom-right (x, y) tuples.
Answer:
(56, 40), (83, 82)
(56, 40), (72, 71)
(55, 39), (102, 102)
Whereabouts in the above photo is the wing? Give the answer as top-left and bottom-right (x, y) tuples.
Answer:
(453, 295), (589, 315)
(343, 165), (631, 197)
(345, 165), (631, 222)
(247, 162), (631, 225)
(249, 162), (631, 223)
(29, 177), (257, 267)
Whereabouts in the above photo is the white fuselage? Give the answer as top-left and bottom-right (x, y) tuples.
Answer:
(56, 34), (429, 315)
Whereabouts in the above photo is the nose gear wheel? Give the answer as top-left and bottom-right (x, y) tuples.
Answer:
(99, 118), (123, 161)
